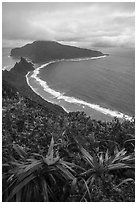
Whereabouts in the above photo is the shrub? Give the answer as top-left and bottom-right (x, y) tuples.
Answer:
(77, 144), (134, 201)
(3, 137), (77, 202)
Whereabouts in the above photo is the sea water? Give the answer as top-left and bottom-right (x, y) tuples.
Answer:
(2, 48), (20, 70)
(3, 47), (135, 121)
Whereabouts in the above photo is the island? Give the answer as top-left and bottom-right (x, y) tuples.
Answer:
(10, 40), (104, 63)
(4, 41), (106, 114)
(2, 42), (135, 202)
(2, 57), (135, 202)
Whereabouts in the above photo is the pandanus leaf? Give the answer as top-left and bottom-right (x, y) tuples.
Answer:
(70, 178), (77, 193)
(41, 179), (49, 202)
(115, 178), (134, 189)
(80, 146), (94, 168)
(80, 178), (92, 201)
(6, 174), (36, 201)
(44, 137), (59, 165)
(13, 144), (27, 160)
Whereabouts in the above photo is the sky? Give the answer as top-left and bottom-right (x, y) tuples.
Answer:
(2, 2), (135, 49)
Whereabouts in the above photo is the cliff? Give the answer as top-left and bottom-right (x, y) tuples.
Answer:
(2, 58), (65, 114)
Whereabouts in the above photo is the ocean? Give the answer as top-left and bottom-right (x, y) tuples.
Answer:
(3, 47), (135, 121)
(2, 48), (20, 70)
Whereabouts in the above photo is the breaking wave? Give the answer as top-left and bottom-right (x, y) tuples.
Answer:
(26, 56), (133, 121)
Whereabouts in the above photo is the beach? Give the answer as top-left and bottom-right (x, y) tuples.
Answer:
(26, 55), (133, 122)
(3, 47), (134, 122)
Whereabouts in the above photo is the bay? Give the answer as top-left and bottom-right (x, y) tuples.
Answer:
(3, 46), (135, 121)
(36, 47), (135, 119)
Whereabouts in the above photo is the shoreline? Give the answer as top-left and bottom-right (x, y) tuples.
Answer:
(26, 71), (69, 113)
(26, 56), (133, 121)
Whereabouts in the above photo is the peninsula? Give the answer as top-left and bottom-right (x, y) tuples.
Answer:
(4, 41), (106, 114)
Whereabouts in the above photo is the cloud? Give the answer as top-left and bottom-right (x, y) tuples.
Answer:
(2, 2), (135, 48)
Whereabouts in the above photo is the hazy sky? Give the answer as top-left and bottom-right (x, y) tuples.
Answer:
(2, 2), (135, 48)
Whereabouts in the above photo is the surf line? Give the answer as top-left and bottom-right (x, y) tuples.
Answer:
(26, 56), (133, 121)
(26, 70), (69, 113)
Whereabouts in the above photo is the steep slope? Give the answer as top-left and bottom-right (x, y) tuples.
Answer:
(2, 58), (65, 114)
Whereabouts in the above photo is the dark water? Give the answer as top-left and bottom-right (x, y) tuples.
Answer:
(3, 46), (135, 121)
(37, 48), (135, 118)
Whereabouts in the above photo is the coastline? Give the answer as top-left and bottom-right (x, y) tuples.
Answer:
(2, 66), (66, 115)
(26, 56), (133, 121)
(26, 71), (69, 113)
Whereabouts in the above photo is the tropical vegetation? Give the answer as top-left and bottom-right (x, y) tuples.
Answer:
(2, 80), (135, 202)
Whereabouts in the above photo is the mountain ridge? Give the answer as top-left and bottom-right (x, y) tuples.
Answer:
(2, 58), (65, 114)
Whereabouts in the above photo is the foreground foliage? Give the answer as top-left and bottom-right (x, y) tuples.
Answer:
(3, 138), (78, 202)
(77, 144), (134, 201)
(2, 80), (135, 202)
